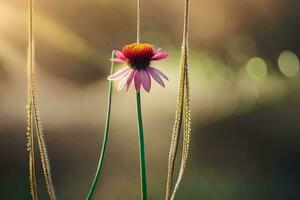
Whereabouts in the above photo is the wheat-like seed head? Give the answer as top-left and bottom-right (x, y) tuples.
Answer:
(165, 45), (186, 200)
(26, 13), (38, 197)
(170, 56), (192, 200)
(166, 0), (191, 199)
(26, 0), (57, 199)
(32, 91), (57, 200)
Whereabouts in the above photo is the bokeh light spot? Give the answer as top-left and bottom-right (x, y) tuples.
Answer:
(246, 57), (268, 80)
(278, 50), (299, 77)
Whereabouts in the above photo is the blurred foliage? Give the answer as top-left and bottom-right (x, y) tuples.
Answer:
(0, 0), (299, 199)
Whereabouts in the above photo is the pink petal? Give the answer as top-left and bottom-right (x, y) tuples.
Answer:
(118, 69), (132, 90)
(134, 71), (141, 91)
(147, 68), (165, 87)
(140, 69), (151, 93)
(149, 67), (169, 81)
(108, 68), (131, 80)
(126, 69), (137, 91)
(154, 48), (162, 54)
(114, 50), (128, 60)
(110, 58), (128, 63)
(151, 52), (169, 61)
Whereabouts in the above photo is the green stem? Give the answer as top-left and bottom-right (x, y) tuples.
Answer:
(86, 51), (115, 200)
(136, 91), (148, 200)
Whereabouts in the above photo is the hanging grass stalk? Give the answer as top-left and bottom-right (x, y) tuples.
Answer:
(33, 92), (57, 200)
(165, 52), (185, 200)
(26, 0), (57, 199)
(165, 0), (192, 199)
(85, 51), (115, 200)
(26, 47), (38, 200)
(137, 0), (141, 43)
(170, 63), (191, 200)
(26, 0), (38, 199)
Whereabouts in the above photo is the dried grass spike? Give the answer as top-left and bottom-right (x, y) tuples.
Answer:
(170, 66), (192, 200)
(26, 20), (38, 199)
(33, 94), (57, 200)
(165, 0), (191, 199)
(165, 46), (186, 200)
(26, 0), (56, 199)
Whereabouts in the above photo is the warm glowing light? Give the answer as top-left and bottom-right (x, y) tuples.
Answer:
(278, 50), (299, 77)
(246, 57), (267, 80)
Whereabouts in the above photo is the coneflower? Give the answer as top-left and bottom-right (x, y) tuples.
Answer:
(107, 42), (169, 200)
(108, 43), (169, 92)
(165, 0), (192, 199)
(109, 0), (169, 199)
(26, 0), (56, 199)
(86, 1), (169, 200)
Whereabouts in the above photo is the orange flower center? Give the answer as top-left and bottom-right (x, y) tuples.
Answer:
(122, 43), (155, 69)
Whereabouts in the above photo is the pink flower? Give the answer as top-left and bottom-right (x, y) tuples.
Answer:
(108, 43), (169, 92)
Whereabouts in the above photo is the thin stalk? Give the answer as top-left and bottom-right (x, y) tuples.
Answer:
(137, 0), (141, 43)
(27, 0), (57, 199)
(85, 51), (115, 200)
(136, 91), (148, 200)
(27, 96), (38, 200)
(170, 65), (191, 200)
(26, 0), (38, 199)
(165, 60), (186, 200)
(30, 106), (38, 200)
(33, 91), (57, 200)
(165, 0), (191, 199)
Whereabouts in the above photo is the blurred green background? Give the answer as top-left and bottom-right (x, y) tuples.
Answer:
(0, 0), (300, 199)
